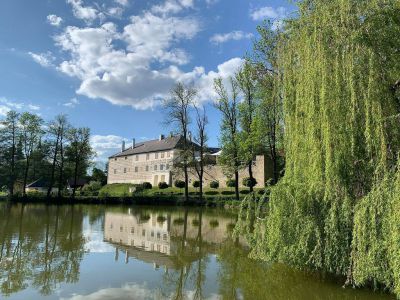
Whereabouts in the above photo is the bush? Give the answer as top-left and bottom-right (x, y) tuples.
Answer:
(157, 215), (167, 224)
(210, 181), (219, 189)
(240, 190), (250, 195)
(158, 182), (169, 189)
(174, 180), (186, 188)
(205, 190), (219, 195)
(193, 180), (200, 188)
(209, 220), (219, 228)
(82, 181), (102, 196)
(173, 218), (185, 225)
(141, 182), (152, 189)
(221, 190), (235, 195)
(242, 177), (257, 188)
(226, 179), (236, 188)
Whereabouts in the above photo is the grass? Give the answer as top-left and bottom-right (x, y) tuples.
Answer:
(98, 183), (136, 197)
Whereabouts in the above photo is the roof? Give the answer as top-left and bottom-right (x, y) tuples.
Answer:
(109, 135), (198, 158)
(26, 178), (49, 188)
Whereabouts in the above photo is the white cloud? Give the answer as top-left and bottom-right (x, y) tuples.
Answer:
(63, 97), (80, 108)
(250, 6), (286, 21)
(114, 0), (129, 6)
(47, 14), (63, 27)
(0, 97), (41, 114)
(206, 0), (219, 5)
(90, 134), (127, 160)
(152, 0), (194, 15)
(0, 105), (11, 116)
(107, 7), (124, 18)
(67, 0), (102, 24)
(28, 51), (55, 67)
(210, 31), (253, 44)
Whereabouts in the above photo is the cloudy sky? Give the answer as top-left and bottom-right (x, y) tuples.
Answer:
(0, 0), (294, 162)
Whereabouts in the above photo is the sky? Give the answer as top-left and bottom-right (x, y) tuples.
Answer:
(0, 0), (295, 164)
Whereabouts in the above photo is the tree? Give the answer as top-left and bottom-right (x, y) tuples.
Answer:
(214, 77), (241, 201)
(236, 62), (260, 193)
(19, 112), (43, 196)
(47, 115), (69, 198)
(251, 22), (284, 184)
(191, 105), (208, 203)
(91, 167), (107, 186)
(163, 82), (197, 202)
(65, 127), (92, 198)
(0, 111), (20, 196)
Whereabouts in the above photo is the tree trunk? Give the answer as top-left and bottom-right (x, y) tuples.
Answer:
(234, 171), (239, 201)
(184, 164), (189, 202)
(23, 158), (30, 197)
(47, 135), (60, 198)
(10, 125), (16, 197)
(248, 161), (254, 193)
(58, 140), (64, 198)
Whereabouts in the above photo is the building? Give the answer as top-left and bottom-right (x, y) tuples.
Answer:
(107, 134), (272, 188)
(25, 179), (58, 195)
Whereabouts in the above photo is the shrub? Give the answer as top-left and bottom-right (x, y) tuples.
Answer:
(240, 190), (250, 195)
(193, 180), (200, 188)
(174, 180), (186, 189)
(141, 182), (152, 189)
(221, 190), (235, 195)
(158, 182), (168, 189)
(173, 218), (185, 225)
(205, 190), (219, 195)
(242, 177), (257, 188)
(226, 179), (236, 188)
(82, 181), (102, 196)
(209, 220), (219, 228)
(210, 181), (219, 189)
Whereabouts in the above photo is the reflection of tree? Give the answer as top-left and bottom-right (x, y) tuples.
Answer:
(0, 204), (85, 297)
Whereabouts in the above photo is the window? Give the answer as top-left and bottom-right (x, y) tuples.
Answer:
(160, 164), (164, 171)
(157, 232), (161, 240)
(155, 152), (158, 159)
(146, 165), (149, 172)
(131, 240), (135, 246)
(167, 152), (171, 158)
(114, 169), (117, 174)
(142, 229), (146, 236)
(146, 153), (150, 160)
(166, 164), (170, 170)
(131, 227), (135, 234)
(125, 156), (127, 160)
(151, 231), (154, 238)
(154, 165), (157, 171)
(124, 168), (127, 173)
(135, 155), (139, 161)
(120, 226), (123, 232)
(114, 158), (117, 161)
(135, 166), (138, 172)
(161, 152), (165, 158)
(163, 234), (167, 241)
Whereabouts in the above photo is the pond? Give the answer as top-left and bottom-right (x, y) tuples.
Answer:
(0, 203), (394, 300)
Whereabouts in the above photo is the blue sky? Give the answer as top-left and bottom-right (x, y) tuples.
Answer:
(0, 0), (294, 163)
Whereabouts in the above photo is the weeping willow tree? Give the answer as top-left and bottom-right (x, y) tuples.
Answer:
(237, 0), (400, 296)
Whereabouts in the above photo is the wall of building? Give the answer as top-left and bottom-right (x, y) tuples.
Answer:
(107, 149), (181, 186)
(174, 155), (267, 188)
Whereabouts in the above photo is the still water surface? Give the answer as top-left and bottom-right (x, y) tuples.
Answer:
(0, 203), (394, 300)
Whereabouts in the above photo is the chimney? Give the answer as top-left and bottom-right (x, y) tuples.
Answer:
(122, 141), (126, 152)
(132, 138), (136, 149)
(159, 134), (165, 141)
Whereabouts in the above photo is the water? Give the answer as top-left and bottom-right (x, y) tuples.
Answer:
(0, 203), (394, 300)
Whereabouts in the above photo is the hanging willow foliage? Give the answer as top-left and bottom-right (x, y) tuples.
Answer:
(237, 0), (400, 296)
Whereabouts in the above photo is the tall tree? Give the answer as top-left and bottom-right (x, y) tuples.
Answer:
(191, 106), (208, 203)
(163, 82), (197, 202)
(214, 77), (241, 201)
(236, 62), (260, 193)
(66, 127), (92, 198)
(19, 112), (43, 196)
(47, 115), (69, 197)
(251, 23), (284, 184)
(0, 111), (19, 196)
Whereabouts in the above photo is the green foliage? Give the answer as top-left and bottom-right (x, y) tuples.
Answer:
(174, 180), (186, 189)
(81, 181), (102, 196)
(210, 181), (219, 189)
(226, 179), (236, 188)
(141, 182), (153, 189)
(91, 168), (107, 186)
(242, 177), (257, 188)
(158, 182), (169, 189)
(98, 183), (135, 197)
(192, 180), (200, 188)
(235, 0), (400, 297)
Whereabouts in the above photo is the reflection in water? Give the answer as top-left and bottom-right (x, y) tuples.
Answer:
(0, 203), (395, 300)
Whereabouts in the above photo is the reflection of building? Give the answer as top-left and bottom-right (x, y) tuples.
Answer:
(104, 210), (242, 269)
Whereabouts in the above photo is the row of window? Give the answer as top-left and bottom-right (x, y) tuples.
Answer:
(110, 224), (168, 241)
(116, 151), (172, 162)
(114, 164), (170, 174)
